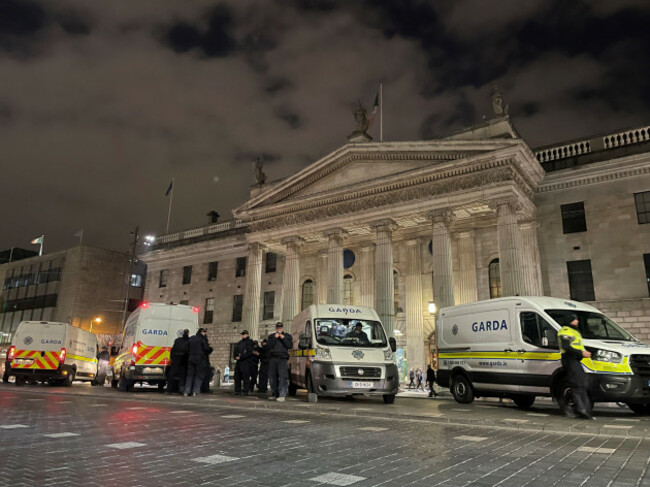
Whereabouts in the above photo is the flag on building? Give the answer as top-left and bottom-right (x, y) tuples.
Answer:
(73, 229), (83, 238)
(368, 92), (379, 127)
(165, 180), (173, 197)
(30, 236), (43, 245)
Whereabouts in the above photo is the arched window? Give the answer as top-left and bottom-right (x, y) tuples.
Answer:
(489, 258), (502, 298)
(301, 279), (314, 310)
(343, 274), (354, 305)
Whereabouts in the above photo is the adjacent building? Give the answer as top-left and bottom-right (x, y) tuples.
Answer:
(140, 112), (650, 376)
(0, 245), (145, 344)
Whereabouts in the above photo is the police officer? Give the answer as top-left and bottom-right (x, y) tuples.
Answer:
(167, 329), (190, 394)
(184, 328), (213, 397)
(267, 322), (293, 402)
(557, 314), (594, 419)
(249, 340), (261, 393)
(257, 339), (270, 393)
(93, 346), (110, 386)
(234, 330), (255, 396)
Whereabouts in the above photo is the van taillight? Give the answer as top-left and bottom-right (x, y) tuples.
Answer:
(58, 348), (66, 363)
(192, 307), (199, 313)
(130, 344), (138, 366)
(8, 346), (15, 360)
(140, 302), (148, 309)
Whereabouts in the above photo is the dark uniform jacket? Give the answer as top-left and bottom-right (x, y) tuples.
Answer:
(266, 332), (293, 359)
(189, 333), (212, 359)
(236, 337), (255, 363)
(170, 336), (190, 365)
(426, 366), (436, 384)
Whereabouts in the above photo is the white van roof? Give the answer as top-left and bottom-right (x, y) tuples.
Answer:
(439, 296), (601, 316)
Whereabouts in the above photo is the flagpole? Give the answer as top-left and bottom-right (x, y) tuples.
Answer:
(78, 230), (84, 246)
(39, 236), (43, 256)
(379, 83), (383, 142)
(166, 177), (174, 234)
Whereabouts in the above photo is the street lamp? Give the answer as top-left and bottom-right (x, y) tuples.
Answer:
(428, 301), (437, 315)
(90, 317), (102, 333)
(143, 235), (156, 246)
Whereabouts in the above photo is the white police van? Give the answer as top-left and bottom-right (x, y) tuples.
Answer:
(437, 297), (650, 414)
(112, 302), (199, 391)
(5, 321), (98, 386)
(289, 304), (399, 403)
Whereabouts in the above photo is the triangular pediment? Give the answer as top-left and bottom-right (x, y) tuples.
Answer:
(234, 139), (523, 219)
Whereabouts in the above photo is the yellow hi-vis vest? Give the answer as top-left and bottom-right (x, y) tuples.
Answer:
(557, 326), (585, 354)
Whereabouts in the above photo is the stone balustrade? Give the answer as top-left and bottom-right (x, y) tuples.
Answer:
(155, 220), (245, 244)
(535, 140), (591, 163)
(603, 125), (650, 149)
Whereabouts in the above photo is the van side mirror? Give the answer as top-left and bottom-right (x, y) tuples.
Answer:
(541, 336), (548, 347)
(389, 337), (397, 353)
(299, 335), (310, 350)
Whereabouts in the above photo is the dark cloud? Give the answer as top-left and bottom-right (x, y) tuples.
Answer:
(274, 106), (302, 129)
(160, 5), (236, 58)
(265, 77), (293, 95)
(0, 102), (12, 125)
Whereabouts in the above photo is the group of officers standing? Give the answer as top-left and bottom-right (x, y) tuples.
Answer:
(164, 322), (293, 401)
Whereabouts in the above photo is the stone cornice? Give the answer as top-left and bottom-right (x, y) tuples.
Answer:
(537, 153), (650, 193)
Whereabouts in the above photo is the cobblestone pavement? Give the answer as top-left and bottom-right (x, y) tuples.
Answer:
(2, 384), (650, 487)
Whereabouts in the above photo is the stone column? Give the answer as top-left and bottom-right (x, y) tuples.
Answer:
(317, 251), (328, 304)
(372, 219), (397, 338)
(492, 199), (526, 296)
(242, 242), (264, 340)
(429, 210), (455, 310)
(281, 236), (304, 325)
(405, 239), (425, 369)
(519, 219), (543, 295)
(325, 228), (346, 304)
(358, 244), (375, 308)
(456, 231), (478, 304)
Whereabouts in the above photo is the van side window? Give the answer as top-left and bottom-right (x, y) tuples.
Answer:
(520, 312), (558, 349)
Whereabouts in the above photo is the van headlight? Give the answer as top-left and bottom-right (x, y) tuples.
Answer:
(314, 348), (331, 360)
(383, 350), (394, 361)
(591, 349), (622, 363)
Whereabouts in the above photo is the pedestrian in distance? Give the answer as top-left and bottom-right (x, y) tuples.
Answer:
(257, 338), (270, 393)
(426, 364), (438, 397)
(267, 322), (293, 402)
(167, 329), (190, 394)
(558, 314), (594, 419)
(224, 365), (230, 384)
(249, 340), (261, 392)
(234, 330), (255, 396)
(183, 328), (213, 397)
(408, 368), (415, 389)
(93, 346), (110, 386)
(415, 367), (424, 391)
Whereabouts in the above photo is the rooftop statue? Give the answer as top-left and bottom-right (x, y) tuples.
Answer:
(254, 156), (267, 187)
(347, 100), (373, 142)
(491, 84), (509, 116)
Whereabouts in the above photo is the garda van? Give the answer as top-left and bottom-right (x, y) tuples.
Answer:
(6, 321), (98, 386)
(289, 304), (399, 403)
(112, 302), (199, 391)
(437, 296), (650, 414)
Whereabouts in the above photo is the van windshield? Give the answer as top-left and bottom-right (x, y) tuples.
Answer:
(545, 309), (637, 342)
(314, 319), (387, 348)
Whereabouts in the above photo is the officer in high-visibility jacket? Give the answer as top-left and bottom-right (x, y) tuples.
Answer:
(557, 314), (594, 419)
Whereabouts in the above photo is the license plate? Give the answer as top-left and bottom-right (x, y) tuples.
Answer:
(13, 359), (33, 365)
(350, 381), (373, 389)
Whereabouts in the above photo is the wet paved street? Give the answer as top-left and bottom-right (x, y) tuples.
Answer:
(2, 383), (650, 487)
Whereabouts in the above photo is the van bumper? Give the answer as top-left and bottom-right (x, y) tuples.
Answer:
(311, 362), (399, 396)
(7, 364), (74, 380)
(589, 374), (650, 403)
(124, 365), (168, 381)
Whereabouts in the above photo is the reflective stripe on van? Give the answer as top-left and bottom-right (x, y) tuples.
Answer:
(134, 342), (171, 366)
(11, 350), (59, 370)
(67, 354), (97, 364)
(290, 349), (316, 357)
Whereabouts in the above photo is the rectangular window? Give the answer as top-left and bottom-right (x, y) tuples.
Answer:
(207, 261), (218, 281)
(130, 274), (143, 287)
(182, 265), (192, 285)
(567, 260), (595, 301)
(204, 297), (215, 324)
(561, 201), (587, 234)
(519, 312), (558, 349)
(635, 191), (650, 224)
(232, 294), (243, 322)
(263, 291), (275, 320)
(180, 300), (189, 305)
(644, 254), (650, 297)
(159, 269), (168, 288)
(265, 252), (277, 273)
(235, 257), (246, 277)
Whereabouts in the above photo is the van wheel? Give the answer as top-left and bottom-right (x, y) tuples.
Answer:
(15, 376), (26, 387)
(288, 380), (297, 397)
(62, 369), (75, 387)
(2, 371), (9, 383)
(383, 394), (396, 404)
(555, 378), (593, 415)
(512, 395), (535, 409)
(627, 403), (650, 415)
(157, 382), (166, 392)
(451, 374), (474, 404)
(118, 374), (134, 392)
(111, 378), (119, 388)
(306, 372), (316, 394)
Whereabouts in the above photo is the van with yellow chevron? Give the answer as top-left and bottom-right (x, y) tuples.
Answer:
(5, 321), (98, 386)
(111, 302), (199, 392)
(436, 296), (650, 415)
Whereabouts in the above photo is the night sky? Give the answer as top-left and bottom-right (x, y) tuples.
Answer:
(1, 0), (649, 254)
